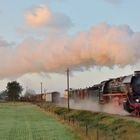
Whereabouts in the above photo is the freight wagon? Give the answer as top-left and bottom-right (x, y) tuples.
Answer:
(21, 92), (60, 103)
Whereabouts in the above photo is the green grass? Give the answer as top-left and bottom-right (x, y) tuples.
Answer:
(38, 103), (140, 140)
(0, 103), (80, 140)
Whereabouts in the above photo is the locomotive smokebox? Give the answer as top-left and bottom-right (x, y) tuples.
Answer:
(134, 71), (140, 76)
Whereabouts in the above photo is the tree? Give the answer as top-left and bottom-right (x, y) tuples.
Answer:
(0, 90), (8, 101)
(6, 81), (23, 101)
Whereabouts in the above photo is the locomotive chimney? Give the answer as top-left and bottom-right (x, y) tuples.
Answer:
(134, 71), (140, 76)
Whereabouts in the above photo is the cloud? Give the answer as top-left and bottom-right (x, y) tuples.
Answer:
(24, 5), (72, 30)
(0, 23), (140, 78)
(0, 36), (14, 47)
(25, 5), (52, 27)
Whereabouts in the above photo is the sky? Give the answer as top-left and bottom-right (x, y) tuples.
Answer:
(0, 0), (140, 94)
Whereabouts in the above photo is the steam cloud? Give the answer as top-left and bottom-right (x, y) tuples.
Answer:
(0, 23), (140, 78)
(59, 99), (129, 115)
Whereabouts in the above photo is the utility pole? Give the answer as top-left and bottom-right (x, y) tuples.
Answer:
(41, 82), (42, 94)
(67, 68), (70, 111)
(26, 86), (28, 92)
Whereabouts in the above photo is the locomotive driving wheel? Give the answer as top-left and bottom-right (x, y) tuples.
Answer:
(132, 109), (140, 116)
(112, 96), (122, 106)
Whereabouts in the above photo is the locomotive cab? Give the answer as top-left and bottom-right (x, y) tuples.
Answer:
(131, 71), (140, 96)
(124, 71), (140, 115)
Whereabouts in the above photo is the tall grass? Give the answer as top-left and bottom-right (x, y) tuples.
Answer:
(38, 103), (140, 140)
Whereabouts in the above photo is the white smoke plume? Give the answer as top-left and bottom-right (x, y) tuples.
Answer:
(0, 23), (140, 78)
(59, 99), (129, 115)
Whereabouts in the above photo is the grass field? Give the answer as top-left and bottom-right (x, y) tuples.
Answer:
(0, 103), (80, 140)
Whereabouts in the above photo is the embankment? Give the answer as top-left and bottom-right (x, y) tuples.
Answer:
(38, 103), (140, 140)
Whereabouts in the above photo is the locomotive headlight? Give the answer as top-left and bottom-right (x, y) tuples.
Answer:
(136, 99), (139, 102)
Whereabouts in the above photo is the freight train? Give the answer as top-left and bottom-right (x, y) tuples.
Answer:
(21, 71), (140, 116)
(20, 92), (60, 103)
(68, 71), (140, 116)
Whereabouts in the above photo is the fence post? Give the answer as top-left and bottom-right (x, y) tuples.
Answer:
(96, 119), (99, 140)
(63, 114), (65, 120)
(69, 117), (70, 123)
(72, 116), (75, 125)
(97, 127), (99, 140)
(86, 124), (88, 136)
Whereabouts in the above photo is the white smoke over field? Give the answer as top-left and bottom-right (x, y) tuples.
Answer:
(0, 23), (140, 78)
(59, 99), (129, 115)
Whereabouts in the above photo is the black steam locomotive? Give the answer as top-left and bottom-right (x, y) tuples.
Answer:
(69, 71), (140, 116)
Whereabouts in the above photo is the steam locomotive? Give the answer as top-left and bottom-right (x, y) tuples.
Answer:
(69, 71), (140, 116)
